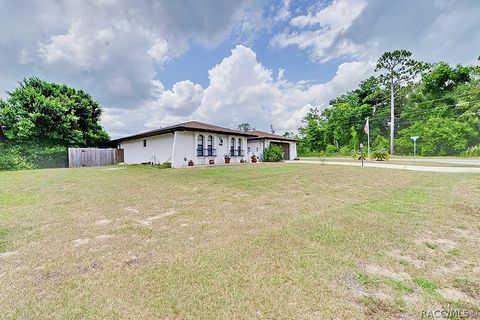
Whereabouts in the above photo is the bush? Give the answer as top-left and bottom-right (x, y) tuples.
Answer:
(0, 146), (33, 170)
(461, 144), (480, 157)
(371, 148), (390, 161)
(0, 145), (68, 170)
(338, 146), (351, 156)
(351, 150), (365, 160)
(325, 144), (337, 155)
(263, 144), (284, 162)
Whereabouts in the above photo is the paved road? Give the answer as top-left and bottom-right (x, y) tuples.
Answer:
(392, 158), (480, 166)
(288, 160), (480, 173)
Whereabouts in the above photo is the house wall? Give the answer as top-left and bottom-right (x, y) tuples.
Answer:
(171, 131), (249, 167)
(247, 139), (297, 161)
(119, 134), (174, 164)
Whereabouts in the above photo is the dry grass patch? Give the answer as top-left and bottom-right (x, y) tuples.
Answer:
(0, 164), (479, 319)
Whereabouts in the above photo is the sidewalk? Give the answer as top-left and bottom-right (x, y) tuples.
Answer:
(287, 160), (480, 173)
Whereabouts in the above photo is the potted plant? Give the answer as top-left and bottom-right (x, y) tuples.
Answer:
(224, 154), (231, 164)
(209, 159), (215, 165)
(188, 160), (194, 166)
(251, 154), (257, 163)
(240, 159), (245, 163)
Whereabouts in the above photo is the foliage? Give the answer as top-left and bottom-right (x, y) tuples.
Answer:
(0, 145), (67, 170)
(0, 146), (34, 170)
(237, 123), (255, 132)
(0, 77), (110, 170)
(297, 53), (480, 157)
(461, 144), (480, 157)
(371, 148), (390, 161)
(263, 144), (284, 162)
(0, 77), (110, 147)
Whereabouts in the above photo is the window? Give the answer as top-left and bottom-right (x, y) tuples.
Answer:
(230, 138), (235, 156)
(237, 138), (242, 156)
(143, 139), (147, 148)
(197, 134), (204, 156)
(207, 135), (213, 156)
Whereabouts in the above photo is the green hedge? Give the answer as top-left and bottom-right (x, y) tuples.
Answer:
(0, 145), (67, 170)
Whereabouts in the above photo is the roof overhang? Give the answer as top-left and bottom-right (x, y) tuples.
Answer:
(111, 126), (256, 144)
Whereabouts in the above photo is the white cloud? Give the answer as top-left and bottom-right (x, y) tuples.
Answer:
(147, 39), (170, 65)
(103, 45), (373, 137)
(272, 0), (367, 62)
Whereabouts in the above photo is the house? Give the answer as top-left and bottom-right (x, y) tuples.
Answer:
(111, 121), (298, 168)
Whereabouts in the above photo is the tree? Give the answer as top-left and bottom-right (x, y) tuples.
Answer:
(237, 123), (255, 132)
(0, 77), (109, 147)
(375, 50), (427, 154)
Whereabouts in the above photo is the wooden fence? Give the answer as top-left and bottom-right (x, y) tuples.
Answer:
(68, 148), (124, 168)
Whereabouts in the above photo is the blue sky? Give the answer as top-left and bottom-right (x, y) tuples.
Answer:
(1, 0), (479, 137)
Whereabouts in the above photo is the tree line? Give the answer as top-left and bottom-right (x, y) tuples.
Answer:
(0, 77), (109, 169)
(296, 50), (480, 157)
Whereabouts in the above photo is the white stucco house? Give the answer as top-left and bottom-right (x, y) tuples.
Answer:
(111, 121), (297, 168)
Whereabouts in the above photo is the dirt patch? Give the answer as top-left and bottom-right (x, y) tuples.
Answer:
(0, 251), (18, 258)
(414, 237), (457, 251)
(434, 261), (462, 275)
(124, 207), (140, 214)
(138, 210), (176, 225)
(95, 219), (111, 225)
(450, 228), (480, 241)
(363, 264), (411, 281)
(72, 238), (90, 247)
(437, 288), (476, 304)
(388, 249), (426, 267)
(95, 234), (114, 240)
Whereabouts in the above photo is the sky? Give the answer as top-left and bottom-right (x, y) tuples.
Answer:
(1, 0), (479, 138)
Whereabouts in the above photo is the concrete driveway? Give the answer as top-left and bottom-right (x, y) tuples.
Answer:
(288, 160), (480, 173)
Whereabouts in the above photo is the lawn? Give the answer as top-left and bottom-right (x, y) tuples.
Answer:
(1, 164), (479, 319)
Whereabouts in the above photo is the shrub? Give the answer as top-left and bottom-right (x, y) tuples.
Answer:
(461, 144), (480, 157)
(263, 144), (284, 162)
(325, 144), (337, 155)
(338, 145), (351, 156)
(351, 150), (365, 160)
(0, 145), (68, 170)
(0, 146), (33, 170)
(371, 148), (390, 161)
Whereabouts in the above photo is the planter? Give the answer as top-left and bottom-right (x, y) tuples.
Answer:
(188, 160), (194, 166)
(251, 155), (257, 163)
(209, 159), (215, 165)
(224, 157), (231, 164)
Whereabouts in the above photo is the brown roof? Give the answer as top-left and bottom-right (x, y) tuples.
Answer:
(248, 130), (298, 142)
(111, 120), (256, 143)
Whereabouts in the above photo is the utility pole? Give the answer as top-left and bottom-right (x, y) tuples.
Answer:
(390, 82), (395, 155)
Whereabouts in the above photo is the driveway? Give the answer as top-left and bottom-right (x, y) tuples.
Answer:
(288, 160), (480, 173)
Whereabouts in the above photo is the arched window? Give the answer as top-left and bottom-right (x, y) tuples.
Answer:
(237, 138), (242, 156)
(207, 135), (213, 156)
(197, 134), (204, 156)
(230, 138), (235, 156)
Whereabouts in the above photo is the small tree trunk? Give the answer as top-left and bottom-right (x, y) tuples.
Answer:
(390, 82), (395, 155)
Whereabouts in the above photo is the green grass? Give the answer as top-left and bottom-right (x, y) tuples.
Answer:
(414, 277), (438, 293)
(0, 164), (479, 319)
